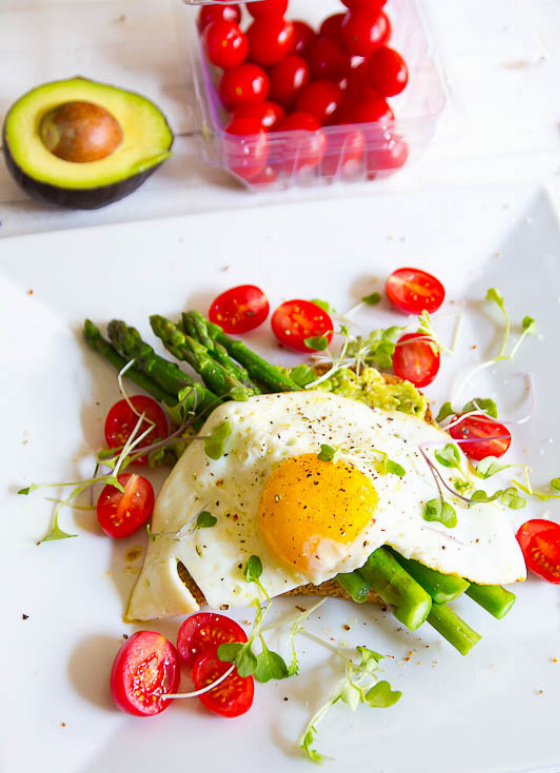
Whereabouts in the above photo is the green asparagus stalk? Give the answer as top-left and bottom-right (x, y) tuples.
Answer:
(150, 315), (257, 401)
(357, 548), (432, 631)
(83, 320), (178, 405)
(107, 319), (219, 417)
(179, 313), (258, 389)
(183, 311), (300, 394)
(387, 547), (470, 604)
(336, 572), (372, 604)
(427, 603), (482, 656)
(466, 583), (516, 619)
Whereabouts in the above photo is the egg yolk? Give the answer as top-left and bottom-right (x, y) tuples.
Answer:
(258, 453), (378, 577)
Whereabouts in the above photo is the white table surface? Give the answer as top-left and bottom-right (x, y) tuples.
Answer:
(1, 0), (560, 238)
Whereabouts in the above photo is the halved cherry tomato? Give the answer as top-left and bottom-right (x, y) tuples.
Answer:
(385, 267), (445, 315)
(192, 649), (254, 718)
(516, 519), (560, 584)
(448, 415), (512, 461)
(104, 395), (168, 464)
(97, 473), (155, 538)
(177, 613), (247, 666)
(209, 284), (270, 334)
(110, 631), (180, 716)
(271, 299), (334, 352)
(392, 332), (440, 388)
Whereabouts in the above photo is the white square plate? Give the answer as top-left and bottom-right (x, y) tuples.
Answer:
(1, 182), (559, 773)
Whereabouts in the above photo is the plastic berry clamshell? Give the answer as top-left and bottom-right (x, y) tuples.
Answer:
(184, 0), (447, 190)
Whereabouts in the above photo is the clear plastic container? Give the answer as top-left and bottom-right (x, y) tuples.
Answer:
(185, 0), (447, 190)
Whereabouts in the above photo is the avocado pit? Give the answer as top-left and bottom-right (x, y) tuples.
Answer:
(39, 100), (123, 163)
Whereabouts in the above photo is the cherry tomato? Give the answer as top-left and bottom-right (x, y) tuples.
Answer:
(233, 101), (285, 131)
(208, 284), (270, 333)
(392, 333), (440, 388)
(271, 299), (334, 352)
(366, 135), (409, 178)
(203, 20), (248, 70)
(192, 649), (254, 718)
(342, 0), (387, 10)
(275, 112), (327, 173)
(291, 20), (316, 55)
(342, 92), (394, 126)
(346, 60), (378, 98)
(319, 13), (346, 39)
(104, 395), (168, 464)
(248, 162), (280, 186)
(269, 55), (310, 110)
(224, 116), (269, 181)
(296, 80), (344, 125)
(385, 267), (445, 315)
(367, 46), (409, 97)
(516, 519), (560, 584)
(448, 415), (512, 461)
(177, 613), (248, 666)
(306, 36), (351, 81)
(321, 127), (365, 178)
(247, 17), (295, 67)
(97, 473), (155, 538)
(219, 63), (269, 110)
(110, 631), (180, 716)
(197, 4), (241, 33)
(341, 10), (391, 57)
(247, 0), (288, 19)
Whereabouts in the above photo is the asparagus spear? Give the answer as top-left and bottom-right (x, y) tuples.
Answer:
(357, 548), (432, 631)
(387, 547), (470, 604)
(150, 315), (258, 401)
(107, 319), (219, 417)
(180, 313), (258, 389)
(466, 583), (516, 619)
(83, 320), (178, 405)
(427, 603), (482, 656)
(337, 572), (371, 604)
(183, 311), (300, 394)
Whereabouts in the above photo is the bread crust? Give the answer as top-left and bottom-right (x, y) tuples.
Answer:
(177, 370), (430, 609)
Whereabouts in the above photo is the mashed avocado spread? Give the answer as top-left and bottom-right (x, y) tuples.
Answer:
(290, 366), (427, 419)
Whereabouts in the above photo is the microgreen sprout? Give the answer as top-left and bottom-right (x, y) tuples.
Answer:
(424, 499), (457, 528)
(196, 511), (217, 528)
(510, 479), (560, 502)
(317, 444), (341, 464)
(304, 336), (330, 352)
(417, 311), (452, 355)
(204, 420), (231, 460)
(361, 292), (382, 306)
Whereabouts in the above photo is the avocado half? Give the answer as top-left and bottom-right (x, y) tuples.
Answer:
(2, 77), (174, 209)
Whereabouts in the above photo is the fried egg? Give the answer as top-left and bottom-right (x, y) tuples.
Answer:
(127, 391), (526, 621)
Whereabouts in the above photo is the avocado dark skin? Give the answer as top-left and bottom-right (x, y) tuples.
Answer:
(2, 77), (174, 210)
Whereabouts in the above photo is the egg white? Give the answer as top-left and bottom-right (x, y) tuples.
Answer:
(127, 391), (526, 621)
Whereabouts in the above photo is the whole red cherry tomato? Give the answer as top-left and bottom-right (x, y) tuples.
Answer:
(367, 46), (409, 96)
(321, 127), (365, 178)
(219, 63), (269, 110)
(104, 395), (168, 464)
(224, 116), (269, 181)
(448, 415), (512, 461)
(269, 55), (310, 110)
(197, 4), (241, 33)
(97, 473), (155, 539)
(177, 613), (248, 666)
(385, 267), (445, 315)
(341, 10), (391, 57)
(192, 649), (254, 718)
(271, 299), (334, 352)
(204, 20), (248, 69)
(346, 60), (377, 97)
(296, 80), (344, 125)
(248, 163), (280, 186)
(233, 101), (285, 131)
(306, 36), (351, 81)
(342, 0), (387, 10)
(392, 333), (440, 388)
(320, 13), (346, 39)
(247, 17), (295, 67)
(291, 20), (316, 55)
(110, 631), (180, 716)
(366, 135), (409, 178)
(516, 519), (560, 584)
(247, 0), (289, 19)
(209, 284), (270, 333)
(275, 112), (327, 173)
(343, 92), (394, 126)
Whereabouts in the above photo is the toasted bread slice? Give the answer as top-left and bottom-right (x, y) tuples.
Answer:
(176, 369), (432, 610)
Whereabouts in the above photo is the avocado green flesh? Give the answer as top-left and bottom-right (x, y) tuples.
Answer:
(291, 366), (428, 418)
(3, 77), (173, 190)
